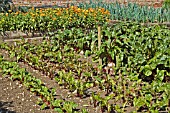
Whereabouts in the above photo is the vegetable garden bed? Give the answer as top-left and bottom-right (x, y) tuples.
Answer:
(0, 3), (170, 113)
(0, 21), (170, 41)
(0, 21), (170, 112)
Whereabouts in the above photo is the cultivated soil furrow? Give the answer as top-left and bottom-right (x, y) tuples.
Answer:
(0, 49), (102, 113)
(0, 75), (54, 113)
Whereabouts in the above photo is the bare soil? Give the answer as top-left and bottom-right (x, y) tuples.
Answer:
(0, 76), (49, 113)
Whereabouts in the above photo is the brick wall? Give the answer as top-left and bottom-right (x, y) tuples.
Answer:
(11, 0), (164, 7)
(12, 0), (86, 7)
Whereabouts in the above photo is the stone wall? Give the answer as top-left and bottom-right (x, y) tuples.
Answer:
(11, 0), (164, 7)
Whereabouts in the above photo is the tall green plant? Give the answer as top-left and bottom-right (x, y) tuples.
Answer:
(78, 1), (170, 22)
(163, 0), (170, 9)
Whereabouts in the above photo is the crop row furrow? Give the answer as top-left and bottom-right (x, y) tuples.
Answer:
(0, 54), (89, 113)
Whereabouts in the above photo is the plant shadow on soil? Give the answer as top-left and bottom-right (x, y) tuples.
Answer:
(0, 101), (16, 113)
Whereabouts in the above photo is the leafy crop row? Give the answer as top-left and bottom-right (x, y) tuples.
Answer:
(0, 55), (88, 113)
(0, 6), (109, 32)
(78, 0), (170, 22)
(50, 23), (170, 112)
(1, 22), (170, 112)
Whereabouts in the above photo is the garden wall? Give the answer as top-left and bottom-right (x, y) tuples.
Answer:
(11, 0), (164, 7)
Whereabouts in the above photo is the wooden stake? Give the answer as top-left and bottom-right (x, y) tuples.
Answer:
(98, 25), (102, 66)
(0, 36), (3, 43)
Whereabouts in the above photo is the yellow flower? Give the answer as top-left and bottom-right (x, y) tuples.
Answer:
(15, 12), (19, 15)
(106, 19), (110, 22)
(105, 10), (110, 15)
(31, 7), (34, 10)
(77, 8), (81, 11)
(30, 12), (35, 16)
(82, 9), (85, 13)
(5, 13), (8, 16)
(101, 8), (105, 12)
(56, 12), (61, 16)
(40, 13), (45, 16)
(52, 18), (56, 20)
(8, 10), (12, 13)
(93, 13), (96, 17)
(88, 8), (94, 12)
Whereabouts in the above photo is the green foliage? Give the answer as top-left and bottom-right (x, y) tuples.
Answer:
(0, 7), (109, 32)
(0, 22), (170, 112)
(78, 0), (170, 22)
(1, 1), (169, 112)
(99, 22), (170, 82)
(163, 0), (170, 9)
(0, 55), (81, 112)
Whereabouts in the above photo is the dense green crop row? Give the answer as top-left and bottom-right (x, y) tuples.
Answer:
(100, 22), (170, 80)
(78, 0), (170, 22)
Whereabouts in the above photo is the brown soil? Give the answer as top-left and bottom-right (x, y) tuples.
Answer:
(0, 49), (57, 113)
(0, 49), (101, 113)
(18, 62), (100, 113)
(0, 76), (53, 113)
(0, 50), (53, 113)
(0, 39), (138, 113)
